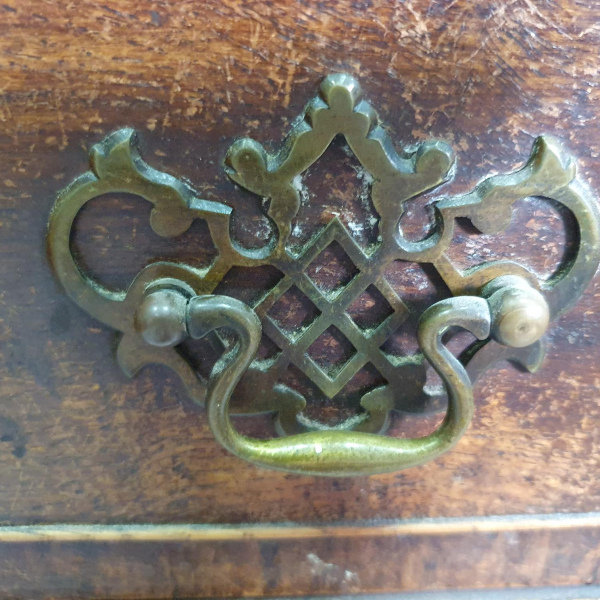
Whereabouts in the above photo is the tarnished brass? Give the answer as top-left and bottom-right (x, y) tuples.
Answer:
(47, 74), (600, 476)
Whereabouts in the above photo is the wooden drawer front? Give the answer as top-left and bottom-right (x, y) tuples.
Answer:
(1, 0), (600, 597)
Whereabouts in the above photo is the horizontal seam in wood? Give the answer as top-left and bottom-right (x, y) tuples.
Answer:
(1, 512), (600, 542)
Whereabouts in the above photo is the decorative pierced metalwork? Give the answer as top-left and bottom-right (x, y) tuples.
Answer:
(47, 74), (600, 475)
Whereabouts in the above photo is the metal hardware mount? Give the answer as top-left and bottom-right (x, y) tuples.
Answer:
(47, 74), (600, 476)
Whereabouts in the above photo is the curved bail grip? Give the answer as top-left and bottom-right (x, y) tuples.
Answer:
(187, 295), (491, 477)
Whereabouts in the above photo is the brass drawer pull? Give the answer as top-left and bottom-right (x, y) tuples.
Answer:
(47, 74), (600, 476)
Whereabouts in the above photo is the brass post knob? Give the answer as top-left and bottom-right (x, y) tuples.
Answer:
(485, 276), (550, 349)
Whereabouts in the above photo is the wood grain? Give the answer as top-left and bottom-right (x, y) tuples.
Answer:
(1, 515), (600, 598)
(0, 0), (600, 549)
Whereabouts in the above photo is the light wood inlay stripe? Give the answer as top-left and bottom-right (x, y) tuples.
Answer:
(1, 511), (600, 542)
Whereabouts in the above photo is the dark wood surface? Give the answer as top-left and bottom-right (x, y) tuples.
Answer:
(2, 515), (600, 598)
(1, 0), (600, 596)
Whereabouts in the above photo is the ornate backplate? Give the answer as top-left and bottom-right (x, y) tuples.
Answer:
(47, 74), (600, 451)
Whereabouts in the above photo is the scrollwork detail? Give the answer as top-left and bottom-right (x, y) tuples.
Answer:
(47, 74), (600, 442)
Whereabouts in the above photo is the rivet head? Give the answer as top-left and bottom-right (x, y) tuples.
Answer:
(487, 280), (550, 348)
(134, 289), (188, 347)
